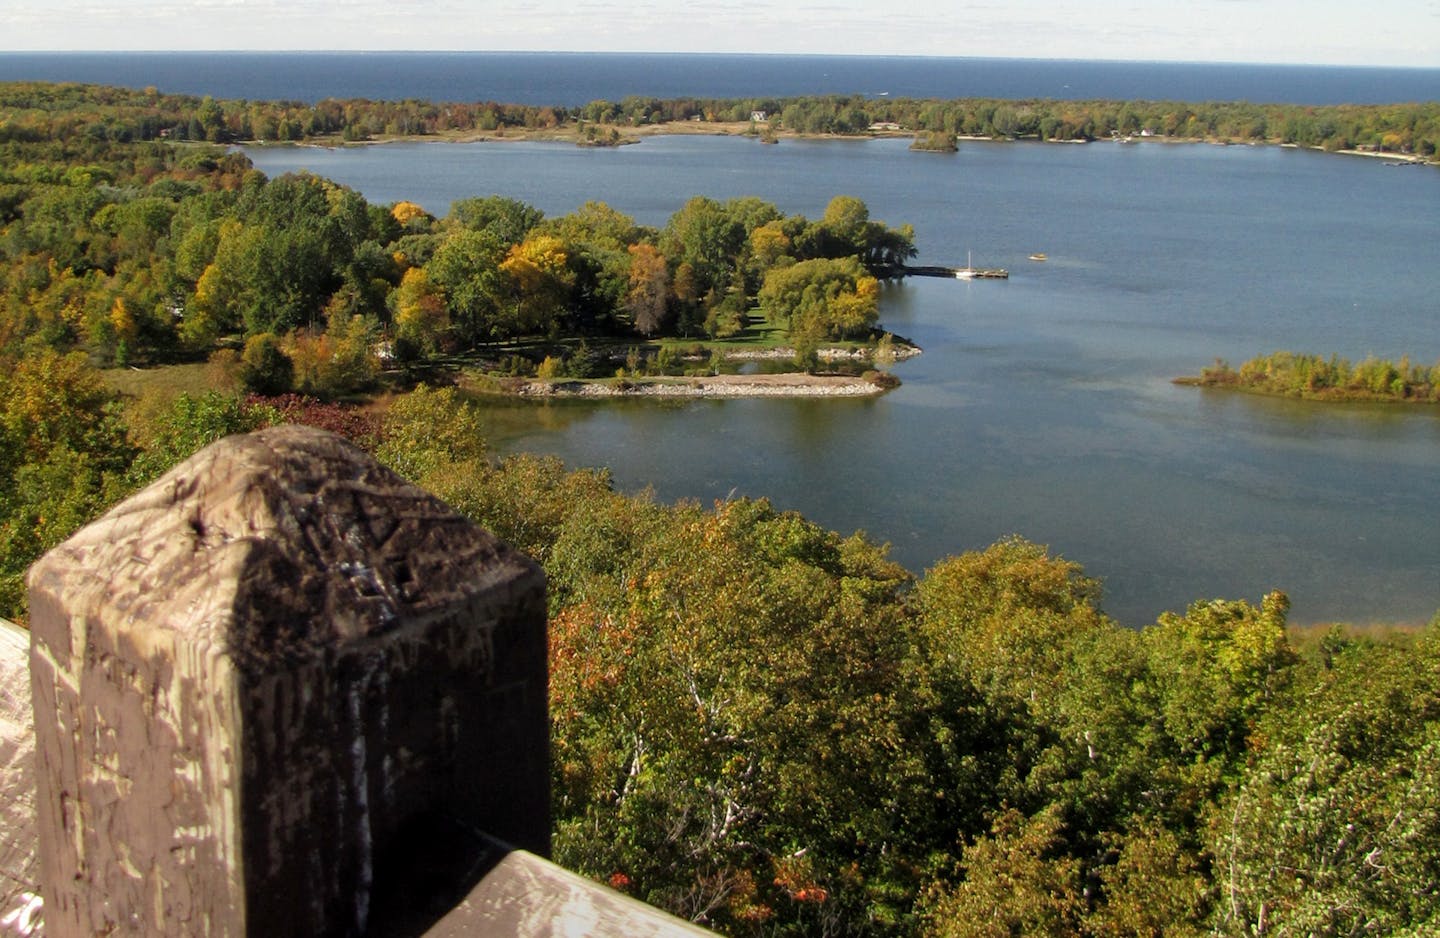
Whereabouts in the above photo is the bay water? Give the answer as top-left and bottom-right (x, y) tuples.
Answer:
(245, 135), (1440, 626)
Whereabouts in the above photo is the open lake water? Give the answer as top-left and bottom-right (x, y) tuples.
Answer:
(21, 51), (1428, 625)
(4, 52), (1438, 105)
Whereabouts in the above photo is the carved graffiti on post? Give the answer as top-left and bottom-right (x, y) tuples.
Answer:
(26, 425), (548, 938)
(0, 619), (39, 935)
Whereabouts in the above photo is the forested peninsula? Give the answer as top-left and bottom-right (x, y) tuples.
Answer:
(0, 100), (920, 387)
(2, 83), (1439, 937)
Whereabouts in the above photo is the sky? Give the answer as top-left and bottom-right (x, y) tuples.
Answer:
(2, 0), (1438, 68)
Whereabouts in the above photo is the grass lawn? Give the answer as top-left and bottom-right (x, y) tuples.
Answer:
(100, 362), (223, 399)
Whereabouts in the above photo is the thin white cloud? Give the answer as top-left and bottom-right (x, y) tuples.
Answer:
(0, 0), (1435, 65)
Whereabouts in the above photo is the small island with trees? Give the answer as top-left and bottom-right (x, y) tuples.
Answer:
(1177, 351), (1440, 404)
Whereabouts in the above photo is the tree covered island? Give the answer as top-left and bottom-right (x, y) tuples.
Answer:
(1178, 352), (1440, 403)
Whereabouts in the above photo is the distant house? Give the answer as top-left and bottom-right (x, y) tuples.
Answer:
(869, 122), (902, 132)
(751, 110), (768, 123)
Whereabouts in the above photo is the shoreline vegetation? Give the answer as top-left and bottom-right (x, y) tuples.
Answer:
(457, 337), (917, 398)
(3, 81), (1437, 163)
(1176, 352), (1440, 404)
(248, 114), (1440, 167)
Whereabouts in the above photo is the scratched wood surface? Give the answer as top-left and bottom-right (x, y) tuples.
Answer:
(0, 620), (40, 935)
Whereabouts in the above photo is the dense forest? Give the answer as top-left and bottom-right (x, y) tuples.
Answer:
(2, 84), (1438, 936)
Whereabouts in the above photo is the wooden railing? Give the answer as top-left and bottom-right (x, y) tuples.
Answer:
(1, 425), (710, 937)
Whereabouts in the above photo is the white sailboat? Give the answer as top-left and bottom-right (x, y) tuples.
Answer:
(955, 250), (977, 279)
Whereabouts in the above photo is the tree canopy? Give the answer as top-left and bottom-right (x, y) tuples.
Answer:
(0, 129), (914, 380)
(1, 359), (1436, 937)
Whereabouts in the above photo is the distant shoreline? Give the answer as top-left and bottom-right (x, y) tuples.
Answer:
(266, 122), (1437, 167)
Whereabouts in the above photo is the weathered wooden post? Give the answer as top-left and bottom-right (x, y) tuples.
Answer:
(26, 425), (548, 937)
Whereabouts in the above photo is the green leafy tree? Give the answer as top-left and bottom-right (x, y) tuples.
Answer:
(1142, 592), (1296, 788)
(721, 196), (783, 237)
(187, 173), (371, 336)
(820, 195), (870, 252)
(544, 497), (928, 931)
(374, 384), (489, 484)
(1085, 820), (1210, 937)
(94, 196), (176, 264)
(662, 197), (744, 300)
(445, 195), (543, 246)
(758, 256), (880, 341)
(1209, 624), (1440, 937)
(539, 202), (646, 330)
(238, 332), (294, 395)
(172, 215), (226, 284)
(923, 807), (1084, 938)
(425, 228), (508, 343)
(125, 391), (269, 488)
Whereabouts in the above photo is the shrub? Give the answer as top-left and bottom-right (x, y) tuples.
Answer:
(238, 333), (293, 395)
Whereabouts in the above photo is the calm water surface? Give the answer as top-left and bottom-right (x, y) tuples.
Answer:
(6, 52), (1438, 105)
(246, 137), (1440, 626)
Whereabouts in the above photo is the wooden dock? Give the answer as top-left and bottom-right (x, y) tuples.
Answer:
(902, 264), (1010, 280)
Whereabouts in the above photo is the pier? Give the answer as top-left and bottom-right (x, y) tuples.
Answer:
(902, 263), (1010, 280)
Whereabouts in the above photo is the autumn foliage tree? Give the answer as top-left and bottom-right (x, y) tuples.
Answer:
(626, 242), (671, 336)
(390, 266), (448, 356)
(498, 234), (575, 336)
(0, 351), (132, 617)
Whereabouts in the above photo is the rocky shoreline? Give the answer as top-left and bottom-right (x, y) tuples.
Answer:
(515, 373), (891, 398)
(719, 345), (921, 362)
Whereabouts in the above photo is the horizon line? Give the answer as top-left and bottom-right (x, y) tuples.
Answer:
(3, 50), (1437, 71)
